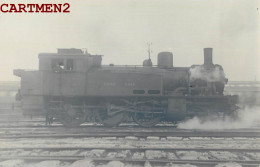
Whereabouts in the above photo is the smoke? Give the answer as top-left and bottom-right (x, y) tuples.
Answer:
(190, 66), (224, 82)
(177, 106), (260, 129)
(235, 92), (260, 108)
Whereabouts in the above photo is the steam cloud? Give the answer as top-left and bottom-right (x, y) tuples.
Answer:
(182, 68), (260, 129)
(177, 106), (260, 129)
(190, 66), (224, 82)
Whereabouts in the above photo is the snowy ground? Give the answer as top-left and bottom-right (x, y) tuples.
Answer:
(0, 159), (251, 167)
(0, 136), (259, 167)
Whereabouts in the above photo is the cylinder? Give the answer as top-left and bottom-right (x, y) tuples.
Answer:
(204, 48), (213, 65)
(157, 52), (173, 68)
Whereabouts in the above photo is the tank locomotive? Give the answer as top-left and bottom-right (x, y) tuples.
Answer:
(14, 48), (238, 127)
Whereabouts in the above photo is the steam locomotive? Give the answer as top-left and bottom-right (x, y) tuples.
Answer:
(14, 48), (238, 127)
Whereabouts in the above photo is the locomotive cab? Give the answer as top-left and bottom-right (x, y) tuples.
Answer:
(39, 48), (102, 72)
(13, 48), (103, 116)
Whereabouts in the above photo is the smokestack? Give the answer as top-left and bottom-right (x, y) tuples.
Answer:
(204, 48), (213, 65)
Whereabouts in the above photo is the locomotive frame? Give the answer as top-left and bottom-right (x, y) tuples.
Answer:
(14, 48), (238, 127)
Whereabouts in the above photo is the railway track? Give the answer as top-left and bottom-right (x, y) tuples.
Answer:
(0, 157), (259, 167)
(1, 126), (259, 167)
(1, 146), (260, 167)
(1, 124), (260, 138)
(1, 130), (260, 139)
(0, 156), (259, 167)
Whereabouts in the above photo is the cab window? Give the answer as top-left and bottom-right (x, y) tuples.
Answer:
(51, 58), (74, 71)
(66, 59), (73, 71)
(51, 59), (64, 72)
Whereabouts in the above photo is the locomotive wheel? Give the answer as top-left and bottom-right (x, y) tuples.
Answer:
(133, 111), (160, 128)
(59, 104), (86, 128)
(97, 111), (126, 127)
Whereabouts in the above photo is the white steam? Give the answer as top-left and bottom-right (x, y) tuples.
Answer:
(190, 66), (224, 82)
(177, 107), (260, 129)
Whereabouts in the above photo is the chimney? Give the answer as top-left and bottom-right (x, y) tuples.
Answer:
(204, 48), (213, 65)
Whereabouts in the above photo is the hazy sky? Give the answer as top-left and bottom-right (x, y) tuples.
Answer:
(0, 0), (259, 81)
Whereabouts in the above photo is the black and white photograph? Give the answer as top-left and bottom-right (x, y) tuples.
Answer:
(0, 0), (260, 166)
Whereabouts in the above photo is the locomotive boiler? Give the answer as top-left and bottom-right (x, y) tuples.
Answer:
(13, 48), (238, 127)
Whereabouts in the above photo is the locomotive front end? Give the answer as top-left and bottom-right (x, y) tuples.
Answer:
(166, 48), (239, 122)
(189, 48), (227, 96)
